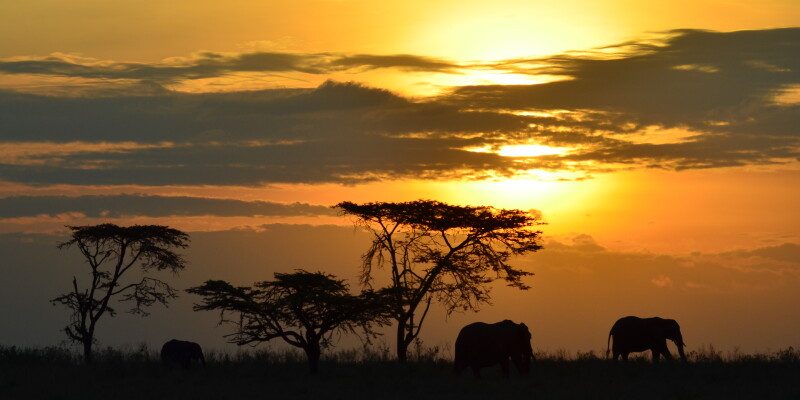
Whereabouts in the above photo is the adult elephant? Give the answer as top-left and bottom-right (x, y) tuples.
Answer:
(454, 320), (535, 378)
(607, 316), (687, 361)
(160, 339), (206, 369)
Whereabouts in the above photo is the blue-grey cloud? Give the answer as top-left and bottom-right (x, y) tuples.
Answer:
(0, 137), (511, 186)
(0, 81), (537, 185)
(0, 81), (528, 143)
(449, 28), (800, 132)
(444, 28), (800, 170)
(0, 194), (336, 218)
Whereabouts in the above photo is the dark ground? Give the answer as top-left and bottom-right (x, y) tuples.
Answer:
(2, 346), (799, 400)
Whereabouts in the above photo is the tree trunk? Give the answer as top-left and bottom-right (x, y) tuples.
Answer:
(396, 321), (408, 363)
(305, 344), (321, 374)
(82, 339), (93, 363)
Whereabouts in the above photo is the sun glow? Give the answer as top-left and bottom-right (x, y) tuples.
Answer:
(449, 70), (549, 86)
(773, 84), (800, 105)
(465, 144), (571, 158)
(429, 173), (621, 235)
(497, 144), (571, 157)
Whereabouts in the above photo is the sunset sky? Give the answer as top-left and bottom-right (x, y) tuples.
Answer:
(1, 0), (799, 356)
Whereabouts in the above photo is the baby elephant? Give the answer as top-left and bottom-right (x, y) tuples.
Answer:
(160, 339), (206, 369)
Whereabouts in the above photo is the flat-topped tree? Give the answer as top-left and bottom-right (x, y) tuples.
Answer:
(335, 199), (544, 363)
(51, 224), (190, 363)
(188, 270), (392, 374)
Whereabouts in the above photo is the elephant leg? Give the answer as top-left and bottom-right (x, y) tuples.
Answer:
(500, 359), (510, 378)
(654, 342), (671, 362)
(471, 365), (481, 379)
(621, 353), (629, 361)
(651, 349), (660, 362)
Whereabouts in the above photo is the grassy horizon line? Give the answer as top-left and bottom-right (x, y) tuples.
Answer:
(3, 343), (800, 365)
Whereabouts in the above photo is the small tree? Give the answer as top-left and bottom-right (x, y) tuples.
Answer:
(187, 270), (391, 374)
(51, 224), (189, 362)
(335, 199), (544, 362)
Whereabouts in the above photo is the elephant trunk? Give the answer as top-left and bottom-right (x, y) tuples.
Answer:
(673, 333), (687, 361)
(676, 342), (687, 361)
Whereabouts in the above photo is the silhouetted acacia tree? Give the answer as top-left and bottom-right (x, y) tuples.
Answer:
(335, 199), (543, 363)
(187, 270), (391, 374)
(51, 224), (190, 363)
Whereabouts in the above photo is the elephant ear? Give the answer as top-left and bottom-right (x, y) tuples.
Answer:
(656, 319), (678, 340)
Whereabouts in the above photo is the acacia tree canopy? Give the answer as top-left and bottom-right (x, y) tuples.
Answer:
(50, 224), (190, 362)
(187, 270), (392, 374)
(335, 199), (543, 362)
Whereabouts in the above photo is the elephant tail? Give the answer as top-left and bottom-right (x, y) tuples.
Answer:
(606, 330), (612, 359)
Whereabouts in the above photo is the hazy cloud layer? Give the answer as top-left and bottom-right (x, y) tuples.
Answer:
(0, 195), (335, 218)
(1, 29), (798, 186)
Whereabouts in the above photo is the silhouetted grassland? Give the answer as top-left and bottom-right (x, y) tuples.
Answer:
(2, 344), (799, 400)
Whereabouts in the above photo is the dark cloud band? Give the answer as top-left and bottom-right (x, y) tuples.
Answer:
(0, 194), (336, 218)
(0, 52), (460, 83)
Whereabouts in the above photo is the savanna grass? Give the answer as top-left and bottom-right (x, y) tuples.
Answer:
(2, 344), (799, 400)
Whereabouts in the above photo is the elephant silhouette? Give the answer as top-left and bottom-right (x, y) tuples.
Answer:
(607, 316), (687, 361)
(160, 339), (206, 369)
(454, 320), (535, 378)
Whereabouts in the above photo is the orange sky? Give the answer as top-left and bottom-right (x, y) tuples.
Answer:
(1, 0), (799, 354)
